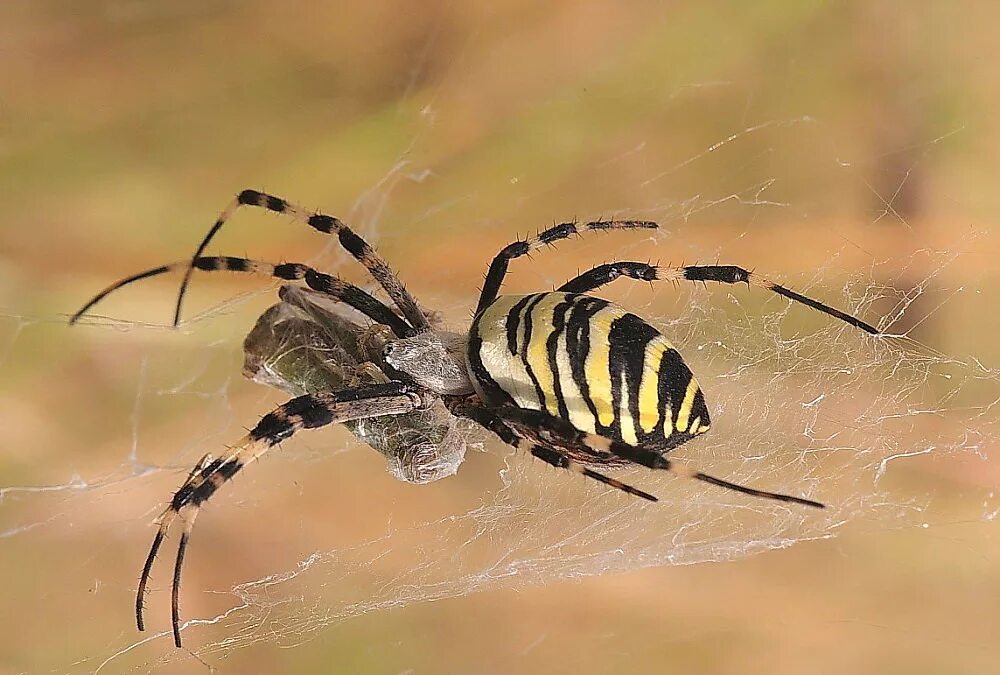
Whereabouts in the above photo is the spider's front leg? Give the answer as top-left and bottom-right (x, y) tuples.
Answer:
(139, 382), (434, 648)
(176, 190), (430, 331)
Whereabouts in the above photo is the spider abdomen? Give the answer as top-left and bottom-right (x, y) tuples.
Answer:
(467, 292), (711, 454)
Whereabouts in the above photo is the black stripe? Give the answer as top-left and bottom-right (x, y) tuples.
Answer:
(608, 314), (660, 443)
(338, 227), (368, 256)
(466, 321), (516, 407)
(683, 265), (749, 284)
(189, 476), (223, 506)
(557, 262), (658, 294)
(238, 189), (262, 205)
(302, 269), (414, 338)
(656, 349), (693, 449)
(545, 296), (575, 421)
(691, 387), (710, 429)
(476, 241), (529, 316)
(587, 220), (657, 231)
(296, 401), (336, 429)
(504, 240), (530, 257)
(251, 384), (414, 444)
(519, 294), (550, 410)
(223, 256), (250, 272)
(265, 195), (287, 213)
(170, 482), (197, 510)
(531, 445), (570, 468)
(274, 262), (306, 280)
(505, 295), (535, 355)
(538, 222), (577, 243)
(564, 296), (609, 431)
(218, 458), (243, 479)
(251, 411), (296, 445)
(308, 214), (337, 233)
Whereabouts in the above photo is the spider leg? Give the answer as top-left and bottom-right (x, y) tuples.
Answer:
(175, 190), (429, 331)
(558, 261), (881, 335)
(529, 445), (657, 501)
(494, 405), (825, 509)
(477, 219), (658, 316)
(443, 396), (656, 501)
(139, 381), (431, 647)
(70, 255), (415, 338)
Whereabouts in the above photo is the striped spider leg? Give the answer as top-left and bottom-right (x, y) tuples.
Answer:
(446, 396), (821, 508)
(138, 382), (433, 648)
(70, 255), (417, 339)
(174, 190), (430, 331)
(445, 395), (658, 502)
(475, 218), (659, 316)
(494, 405), (824, 508)
(558, 261), (882, 335)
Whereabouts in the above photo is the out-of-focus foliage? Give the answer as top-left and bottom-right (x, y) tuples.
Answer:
(1, 2), (998, 674)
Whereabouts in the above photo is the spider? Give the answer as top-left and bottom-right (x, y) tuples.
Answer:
(71, 189), (881, 647)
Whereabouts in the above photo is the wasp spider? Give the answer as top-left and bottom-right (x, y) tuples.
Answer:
(71, 189), (881, 647)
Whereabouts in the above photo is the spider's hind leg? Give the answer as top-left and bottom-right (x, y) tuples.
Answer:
(443, 396), (656, 502)
(493, 405), (825, 509)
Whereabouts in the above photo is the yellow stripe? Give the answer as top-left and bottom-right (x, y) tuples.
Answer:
(584, 305), (624, 428)
(524, 294), (562, 416)
(675, 378), (699, 432)
(637, 339), (667, 433)
(618, 370), (638, 444)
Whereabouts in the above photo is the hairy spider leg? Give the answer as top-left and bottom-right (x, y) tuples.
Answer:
(137, 382), (429, 647)
(558, 262), (882, 335)
(528, 445), (658, 502)
(476, 219), (659, 316)
(444, 396), (656, 502)
(175, 189), (430, 331)
(494, 406), (825, 509)
(71, 256), (416, 338)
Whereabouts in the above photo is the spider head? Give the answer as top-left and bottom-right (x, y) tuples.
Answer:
(383, 331), (475, 395)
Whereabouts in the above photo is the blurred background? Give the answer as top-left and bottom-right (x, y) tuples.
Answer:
(1, 1), (998, 673)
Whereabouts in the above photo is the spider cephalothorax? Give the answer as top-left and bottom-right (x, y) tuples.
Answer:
(72, 188), (881, 647)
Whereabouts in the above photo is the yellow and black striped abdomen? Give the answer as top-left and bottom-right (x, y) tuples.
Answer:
(467, 292), (710, 454)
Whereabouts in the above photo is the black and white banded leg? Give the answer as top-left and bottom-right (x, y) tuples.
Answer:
(493, 405), (825, 509)
(138, 382), (432, 648)
(444, 396), (657, 501)
(70, 256), (416, 338)
(476, 219), (658, 316)
(175, 190), (430, 331)
(558, 261), (881, 335)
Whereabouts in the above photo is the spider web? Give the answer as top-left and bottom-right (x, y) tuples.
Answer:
(2, 103), (996, 674)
